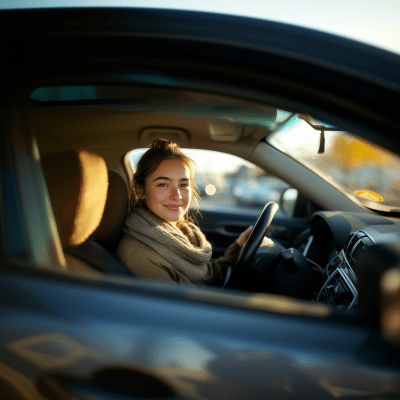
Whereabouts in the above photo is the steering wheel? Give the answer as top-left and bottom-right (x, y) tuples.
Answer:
(224, 202), (280, 288)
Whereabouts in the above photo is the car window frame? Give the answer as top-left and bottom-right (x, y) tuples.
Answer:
(3, 107), (65, 268)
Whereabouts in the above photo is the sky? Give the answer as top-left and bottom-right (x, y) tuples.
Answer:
(1, 0), (400, 55)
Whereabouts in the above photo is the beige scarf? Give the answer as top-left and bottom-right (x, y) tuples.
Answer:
(123, 207), (213, 283)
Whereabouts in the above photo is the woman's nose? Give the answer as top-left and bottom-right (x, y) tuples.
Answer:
(170, 186), (182, 199)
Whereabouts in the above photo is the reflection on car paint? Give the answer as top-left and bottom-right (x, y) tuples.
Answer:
(8, 333), (103, 368)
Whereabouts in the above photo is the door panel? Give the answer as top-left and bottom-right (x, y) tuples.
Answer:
(2, 269), (394, 400)
(196, 209), (258, 258)
(197, 208), (310, 259)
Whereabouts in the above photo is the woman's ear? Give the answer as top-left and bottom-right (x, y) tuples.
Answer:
(134, 183), (145, 200)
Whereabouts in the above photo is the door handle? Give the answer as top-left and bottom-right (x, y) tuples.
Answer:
(215, 225), (248, 237)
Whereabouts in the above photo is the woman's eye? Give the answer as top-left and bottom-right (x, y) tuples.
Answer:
(157, 183), (168, 187)
(181, 183), (189, 188)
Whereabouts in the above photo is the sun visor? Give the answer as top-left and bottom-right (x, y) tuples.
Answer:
(207, 120), (243, 142)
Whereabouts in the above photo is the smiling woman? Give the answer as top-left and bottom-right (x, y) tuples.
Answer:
(116, 139), (252, 284)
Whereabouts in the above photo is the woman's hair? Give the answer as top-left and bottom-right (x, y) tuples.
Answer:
(130, 138), (199, 224)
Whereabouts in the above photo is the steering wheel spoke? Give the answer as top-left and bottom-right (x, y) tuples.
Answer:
(224, 202), (279, 288)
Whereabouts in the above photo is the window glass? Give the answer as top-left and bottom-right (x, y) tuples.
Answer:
(267, 115), (400, 210)
(127, 149), (290, 214)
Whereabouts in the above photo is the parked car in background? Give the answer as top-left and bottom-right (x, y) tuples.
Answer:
(233, 177), (290, 208)
(1, 6), (400, 400)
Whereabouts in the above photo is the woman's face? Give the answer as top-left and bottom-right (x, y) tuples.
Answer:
(142, 159), (192, 223)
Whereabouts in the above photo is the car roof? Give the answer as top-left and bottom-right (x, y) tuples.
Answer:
(2, 7), (400, 161)
(2, 7), (400, 91)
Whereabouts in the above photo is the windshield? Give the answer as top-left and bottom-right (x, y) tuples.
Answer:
(267, 115), (400, 211)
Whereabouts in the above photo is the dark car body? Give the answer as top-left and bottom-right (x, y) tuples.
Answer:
(1, 7), (400, 400)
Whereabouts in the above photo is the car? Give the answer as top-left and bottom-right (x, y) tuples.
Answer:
(232, 176), (290, 209)
(2, 6), (400, 400)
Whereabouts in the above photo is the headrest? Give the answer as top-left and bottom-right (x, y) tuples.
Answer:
(41, 150), (108, 248)
(91, 169), (129, 253)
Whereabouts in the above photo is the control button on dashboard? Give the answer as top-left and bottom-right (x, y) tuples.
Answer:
(329, 257), (341, 268)
(257, 258), (268, 273)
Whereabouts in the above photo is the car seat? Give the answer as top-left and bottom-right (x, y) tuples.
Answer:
(91, 169), (130, 254)
(41, 150), (134, 275)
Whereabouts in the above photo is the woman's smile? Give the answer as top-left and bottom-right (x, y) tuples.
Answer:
(165, 204), (183, 210)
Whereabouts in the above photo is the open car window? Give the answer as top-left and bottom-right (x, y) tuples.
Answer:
(32, 84), (400, 214)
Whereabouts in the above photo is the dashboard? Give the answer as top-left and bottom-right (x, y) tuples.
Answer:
(307, 211), (400, 312)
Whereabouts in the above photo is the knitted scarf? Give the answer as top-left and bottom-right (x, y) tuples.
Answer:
(123, 207), (213, 283)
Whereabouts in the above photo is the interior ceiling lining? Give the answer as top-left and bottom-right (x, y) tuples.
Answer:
(28, 86), (274, 165)
(31, 107), (264, 160)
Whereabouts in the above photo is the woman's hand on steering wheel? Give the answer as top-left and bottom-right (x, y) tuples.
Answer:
(237, 226), (253, 247)
(224, 202), (280, 288)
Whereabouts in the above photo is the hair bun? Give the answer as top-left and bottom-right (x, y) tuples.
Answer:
(151, 138), (179, 155)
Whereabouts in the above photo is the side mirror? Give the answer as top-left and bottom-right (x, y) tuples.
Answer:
(281, 188), (298, 216)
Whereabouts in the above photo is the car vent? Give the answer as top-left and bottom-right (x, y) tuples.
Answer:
(317, 268), (358, 311)
(347, 266), (358, 289)
(345, 231), (373, 267)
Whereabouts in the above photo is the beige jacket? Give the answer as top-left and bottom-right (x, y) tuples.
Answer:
(116, 234), (241, 285)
